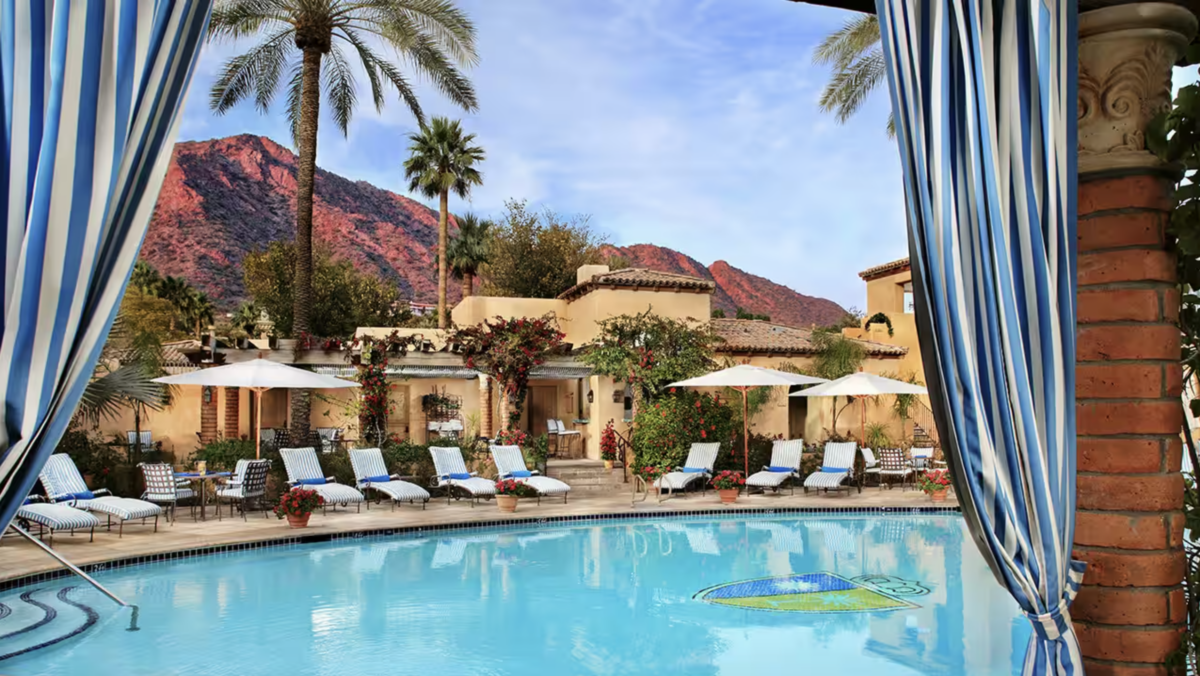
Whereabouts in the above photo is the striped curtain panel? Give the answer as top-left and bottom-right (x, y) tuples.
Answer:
(875, 0), (1084, 674)
(0, 1), (211, 533)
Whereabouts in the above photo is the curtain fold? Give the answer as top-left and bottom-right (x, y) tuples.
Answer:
(875, 0), (1083, 674)
(0, 0), (212, 533)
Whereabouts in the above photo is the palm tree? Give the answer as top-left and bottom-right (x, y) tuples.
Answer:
(813, 15), (893, 136)
(156, 276), (191, 333)
(403, 117), (485, 328)
(207, 0), (479, 436)
(130, 260), (162, 294)
(446, 213), (492, 298)
(182, 289), (216, 340)
(233, 302), (261, 338)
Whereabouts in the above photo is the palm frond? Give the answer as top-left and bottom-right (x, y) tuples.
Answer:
(818, 48), (886, 124)
(336, 30), (386, 112)
(208, 0), (290, 42)
(210, 28), (294, 114)
(348, 0), (479, 67)
(284, 62), (305, 146)
(322, 44), (358, 135)
(77, 365), (167, 428)
(400, 32), (478, 112)
(812, 15), (880, 70)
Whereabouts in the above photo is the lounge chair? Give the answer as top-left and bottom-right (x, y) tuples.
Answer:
(861, 447), (880, 486)
(215, 459), (271, 520)
(746, 439), (805, 494)
(803, 442), (859, 495)
(349, 447), (431, 510)
(878, 448), (914, 489)
(654, 442), (721, 495)
(139, 462), (196, 524)
(490, 445), (571, 503)
(15, 497), (101, 545)
(429, 446), (496, 506)
(126, 430), (155, 453)
(279, 447), (365, 513)
(38, 454), (162, 536)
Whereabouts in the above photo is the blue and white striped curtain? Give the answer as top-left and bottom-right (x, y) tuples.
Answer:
(875, 0), (1083, 674)
(0, 1), (212, 533)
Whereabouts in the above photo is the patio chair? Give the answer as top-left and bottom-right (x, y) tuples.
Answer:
(429, 446), (496, 506)
(15, 497), (101, 546)
(910, 447), (935, 471)
(878, 448), (914, 490)
(215, 459), (271, 520)
(126, 430), (155, 453)
(38, 454), (162, 536)
(316, 427), (341, 454)
(139, 462), (196, 524)
(654, 442), (721, 495)
(279, 447), (364, 513)
(861, 448), (880, 486)
(490, 445), (572, 503)
(349, 447), (431, 510)
(746, 439), (805, 494)
(261, 428), (278, 447)
(553, 419), (581, 457)
(803, 442), (860, 495)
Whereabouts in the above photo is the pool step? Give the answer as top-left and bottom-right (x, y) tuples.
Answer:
(545, 461), (628, 493)
(0, 586), (99, 663)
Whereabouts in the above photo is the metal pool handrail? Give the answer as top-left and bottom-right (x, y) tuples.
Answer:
(8, 524), (139, 631)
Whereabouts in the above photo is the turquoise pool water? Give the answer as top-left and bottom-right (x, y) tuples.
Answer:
(2, 514), (1028, 675)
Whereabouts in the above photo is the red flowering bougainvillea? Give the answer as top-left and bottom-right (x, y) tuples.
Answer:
(600, 420), (618, 462)
(709, 470), (745, 490)
(454, 314), (565, 430)
(494, 428), (529, 447)
(494, 479), (537, 497)
(274, 488), (324, 519)
(917, 469), (952, 494)
(630, 389), (734, 475)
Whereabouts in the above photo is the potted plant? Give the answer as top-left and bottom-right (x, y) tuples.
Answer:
(917, 469), (952, 502)
(710, 470), (745, 504)
(600, 420), (618, 470)
(495, 479), (536, 513)
(274, 488), (324, 528)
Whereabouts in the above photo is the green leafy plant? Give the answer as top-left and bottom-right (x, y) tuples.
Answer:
(525, 434), (550, 474)
(274, 488), (324, 519)
(864, 422), (892, 450)
(189, 438), (257, 471)
(481, 199), (608, 299)
(864, 312), (894, 336)
(631, 390), (735, 474)
(455, 314), (565, 429)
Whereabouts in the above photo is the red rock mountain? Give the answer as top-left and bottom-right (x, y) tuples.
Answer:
(603, 244), (848, 328)
(143, 134), (847, 328)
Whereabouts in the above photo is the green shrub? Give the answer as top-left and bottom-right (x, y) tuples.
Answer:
(632, 390), (735, 472)
(189, 438), (257, 471)
(380, 438), (436, 482)
(56, 430), (127, 494)
(715, 433), (777, 475)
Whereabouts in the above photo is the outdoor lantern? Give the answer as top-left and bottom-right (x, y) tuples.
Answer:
(203, 386), (212, 404)
(587, 390), (594, 404)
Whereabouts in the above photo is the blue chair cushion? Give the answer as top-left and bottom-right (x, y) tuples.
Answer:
(448, 473), (471, 480)
(681, 467), (706, 473)
(821, 467), (849, 473)
(297, 478), (327, 486)
(768, 466), (794, 473)
(22, 496), (33, 505)
(64, 490), (95, 500)
(365, 475), (391, 483)
(509, 470), (532, 478)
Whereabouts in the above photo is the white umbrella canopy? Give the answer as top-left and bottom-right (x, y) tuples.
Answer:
(154, 359), (359, 459)
(669, 365), (829, 477)
(789, 371), (928, 398)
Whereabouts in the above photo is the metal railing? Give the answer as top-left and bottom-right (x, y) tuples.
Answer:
(911, 399), (940, 448)
(9, 524), (139, 631)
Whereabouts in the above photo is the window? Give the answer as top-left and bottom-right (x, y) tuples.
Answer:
(903, 282), (914, 314)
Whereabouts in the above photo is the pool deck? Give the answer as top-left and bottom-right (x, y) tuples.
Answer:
(2, 487), (955, 585)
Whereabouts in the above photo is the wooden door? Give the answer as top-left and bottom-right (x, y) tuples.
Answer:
(528, 386), (557, 437)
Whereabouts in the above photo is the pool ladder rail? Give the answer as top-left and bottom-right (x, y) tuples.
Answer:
(7, 524), (138, 631)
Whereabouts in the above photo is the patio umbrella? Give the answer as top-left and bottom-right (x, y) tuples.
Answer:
(789, 371), (928, 443)
(670, 365), (828, 476)
(155, 359), (359, 459)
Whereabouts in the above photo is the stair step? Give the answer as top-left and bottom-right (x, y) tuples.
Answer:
(0, 586), (102, 663)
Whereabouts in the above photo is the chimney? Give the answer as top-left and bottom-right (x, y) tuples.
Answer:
(577, 264), (610, 286)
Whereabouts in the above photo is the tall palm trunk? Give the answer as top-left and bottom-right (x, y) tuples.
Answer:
(462, 272), (474, 298)
(437, 190), (449, 329)
(290, 46), (322, 439)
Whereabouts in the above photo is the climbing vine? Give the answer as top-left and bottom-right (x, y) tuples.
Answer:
(454, 314), (566, 431)
(863, 311), (894, 336)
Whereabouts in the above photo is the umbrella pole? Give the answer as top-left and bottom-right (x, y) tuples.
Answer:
(742, 388), (749, 477)
(254, 388), (265, 460)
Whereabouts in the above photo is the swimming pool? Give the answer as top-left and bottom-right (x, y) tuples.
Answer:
(2, 513), (1027, 675)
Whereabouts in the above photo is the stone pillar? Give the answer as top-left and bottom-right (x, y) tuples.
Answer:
(200, 386), (219, 444)
(1074, 5), (1195, 673)
(479, 375), (493, 439)
(224, 387), (240, 440)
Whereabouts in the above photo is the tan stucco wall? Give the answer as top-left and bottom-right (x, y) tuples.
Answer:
(451, 296), (567, 330)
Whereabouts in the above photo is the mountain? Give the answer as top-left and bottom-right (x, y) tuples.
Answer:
(142, 134), (848, 328)
(602, 244), (849, 328)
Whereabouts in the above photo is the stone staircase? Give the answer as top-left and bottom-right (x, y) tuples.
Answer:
(0, 585), (102, 663)
(545, 459), (627, 494)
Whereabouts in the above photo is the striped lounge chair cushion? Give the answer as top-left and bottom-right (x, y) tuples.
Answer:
(299, 483), (364, 506)
(349, 450), (430, 503)
(747, 439), (805, 487)
(281, 447), (364, 505)
(490, 445), (571, 495)
(76, 497), (163, 521)
(39, 453), (93, 500)
(655, 442), (721, 490)
(430, 447), (496, 496)
(17, 503), (100, 531)
(804, 442), (858, 491)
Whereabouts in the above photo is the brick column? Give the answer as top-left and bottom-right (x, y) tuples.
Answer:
(224, 387), (240, 439)
(1073, 5), (1195, 673)
(479, 375), (493, 439)
(200, 386), (219, 444)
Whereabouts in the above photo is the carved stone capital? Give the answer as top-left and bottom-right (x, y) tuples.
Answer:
(1078, 3), (1197, 176)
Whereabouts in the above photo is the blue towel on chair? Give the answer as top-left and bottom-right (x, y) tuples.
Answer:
(681, 467), (706, 473)
(297, 478), (327, 486)
(768, 466), (794, 473)
(447, 472), (471, 480)
(821, 467), (848, 473)
(63, 490), (95, 500)
(365, 475), (391, 483)
(510, 470), (532, 478)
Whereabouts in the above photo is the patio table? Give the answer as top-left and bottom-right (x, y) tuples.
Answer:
(175, 471), (232, 521)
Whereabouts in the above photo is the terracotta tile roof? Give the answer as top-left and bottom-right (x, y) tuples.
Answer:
(558, 268), (715, 301)
(859, 257), (911, 281)
(710, 319), (907, 357)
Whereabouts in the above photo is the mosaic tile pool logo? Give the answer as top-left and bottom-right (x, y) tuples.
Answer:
(694, 573), (928, 613)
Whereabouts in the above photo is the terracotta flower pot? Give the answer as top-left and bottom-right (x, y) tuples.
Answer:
(929, 489), (948, 503)
(718, 488), (739, 504)
(497, 495), (519, 513)
(287, 513), (311, 528)
(603, 460), (614, 471)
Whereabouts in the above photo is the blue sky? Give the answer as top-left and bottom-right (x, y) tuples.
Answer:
(179, 0), (906, 311)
